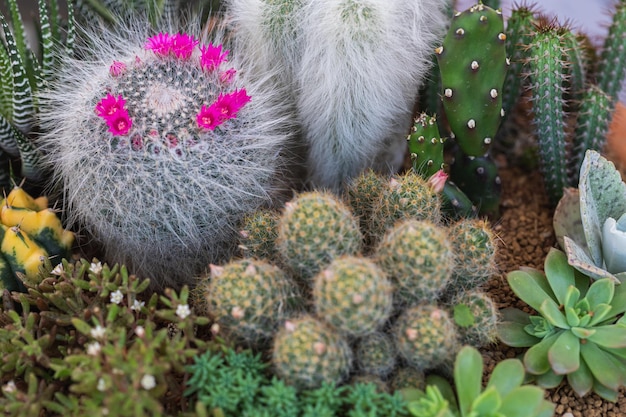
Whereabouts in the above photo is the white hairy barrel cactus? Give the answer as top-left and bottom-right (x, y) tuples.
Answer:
(225, 0), (449, 190)
(38, 18), (300, 290)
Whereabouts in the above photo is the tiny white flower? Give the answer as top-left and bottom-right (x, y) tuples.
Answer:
(90, 325), (106, 339)
(90, 261), (103, 274)
(131, 299), (145, 311)
(97, 378), (106, 392)
(176, 304), (191, 319)
(141, 374), (156, 390)
(86, 341), (102, 356)
(51, 263), (64, 276)
(135, 325), (145, 337)
(110, 289), (124, 305)
(2, 380), (16, 393)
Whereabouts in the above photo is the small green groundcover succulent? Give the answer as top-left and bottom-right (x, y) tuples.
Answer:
(499, 248), (626, 402)
(403, 345), (554, 417)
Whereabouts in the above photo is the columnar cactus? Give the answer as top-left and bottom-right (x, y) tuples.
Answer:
(312, 255), (393, 336)
(375, 219), (454, 306)
(39, 20), (299, 289)
(393, 303), (458, 371)
(276, 191), (362, 280)
(435, 2), (507, 157)
(272, 315), (353, 390)
(199, 258), (301, 347)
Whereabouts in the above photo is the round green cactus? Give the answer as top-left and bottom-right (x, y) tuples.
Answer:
(375, 219), (453, 306)
(388, 366), (426, 392)
(312, 256), (393, 337)
(353, 331), (397, 378)
(272, 315), (353, 390)
(344, 168), (387, 250)
(393, 303), (458, 371)
(447, 218), (498, 288)
(199, 258), (301, 348)
(368, 171), (441, 242)
(238, 209), (280, 261)
(449, 289), (499, 348)
(276, 191), (363, 281)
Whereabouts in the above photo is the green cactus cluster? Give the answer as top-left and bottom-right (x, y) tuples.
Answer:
(198, 169), (502, 391)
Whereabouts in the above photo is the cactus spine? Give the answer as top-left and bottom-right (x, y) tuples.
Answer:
(449, 289), (499, 347)
(596, 1), (626, 105)
(407, 113), (445, 178)
(448, 218), (498, 289)
(353, 331), (397, 378)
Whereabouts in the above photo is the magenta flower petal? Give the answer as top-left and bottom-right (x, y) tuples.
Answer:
(109, 61), (127, 76)
(200, 43), (229, 71)
(145, 33), (173, 56)
(171, 33), (199, 59)
(96, 94), (126, 118)
(106, 110), (133, 136)
(212, 89), (252, 119)
(196, 105), (224, 130)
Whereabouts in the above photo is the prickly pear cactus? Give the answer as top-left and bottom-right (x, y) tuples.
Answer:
(436, 2), (507, 157)
(407, 113), (445, 178)
(0, 187), (74, 292)
(393, 303), (458, 371)
(312, 255), (393, 336)
(276, 191), (362, 280)
(449, 150), (502, 217)
(197, 258), (301, 348)
(375, 219), (454, 306)
(272, 315), (353, 390)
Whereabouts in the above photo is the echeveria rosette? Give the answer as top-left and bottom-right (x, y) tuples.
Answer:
(553, 150), (626, 283)
(404, 346), (555, 417)
(498, 248), (626, 402)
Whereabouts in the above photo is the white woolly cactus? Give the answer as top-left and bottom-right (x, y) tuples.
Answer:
(226, 0), (449, 190)
(38, 19), (299, 290)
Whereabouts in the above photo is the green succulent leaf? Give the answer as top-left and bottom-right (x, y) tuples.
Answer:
(454, 346), (483, 417)
(570, 327), (595, 339)
(534, 368), (564, 389)
(563, 284), (581, 310)
(500, 307), (533, 324)
(539, 298), (569, 329)
(486, 359), (525, 396)
(567, 356), (594, 398)
(609, 276), (626, 317)
(499, 386), (547, 417)
(547, 330), (580, 374)
(498, 320), (543, 347)
(507, 269), (556, 313)
(471, 386), (501, 415)
(580, 341), (625, 391)
(592, 379), (620, 402)
(544, 248), (576, 305)
(586, 278), (615, 311)
(524, 332), (560, 375)
(586, 325), (626, 348)
(564, 306), (580, 327)
(453, 303), (475, 327)
(426, 374), (459, 412)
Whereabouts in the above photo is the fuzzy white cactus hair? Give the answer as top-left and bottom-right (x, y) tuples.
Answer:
(38, 14), (301, 290)
(225, 0), (448, 191)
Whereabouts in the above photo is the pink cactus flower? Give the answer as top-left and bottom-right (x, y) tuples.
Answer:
(219, 68), (237, 84)
(427, 169), (448, 193)
(213, 89), (251, 119)
(196, 105), (223, 130)
(171, 33), (199, 59)
(109, 61), (127, 76)
(200, 43), (229, 71)
(145, 33), (173, 56)
(95, 94), (127, 118)
(106, 111), (133, 136)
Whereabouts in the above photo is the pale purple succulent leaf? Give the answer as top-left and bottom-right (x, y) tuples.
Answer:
(563, 236), (619, 283)
(553, 187), (584, 250)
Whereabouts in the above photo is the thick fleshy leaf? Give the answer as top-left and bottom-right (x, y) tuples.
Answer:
(609, 276), (626, 317)
(524, 332), (560, 375)
(587, 325), (626, 348)
(564, 306), (580, 327)
(539, 298), (569, 329)
(498, 321), (543, 347)
(500, 307), (532, 324)
(544, 248), (575, 305)
(547, 330), (580, 374)
(586, 278), (615, 310)
(471, 386), (501, 415)
(570, 327), (596, 339)
(454, 346), (482, 417)
(573, 267), (591, 296)
(592, 379), (620, 402)
(563, 285), (581, 311)
(567, 357), (594, 397)
(553, 187), (583, 250)
(564, 236), (618, 282)
(487, 359), (525, 396)
(588, 304), (614, 326)
(579, 150), (626, 269)
(499, 386), (546, 417)
(425, 374), (459, 411)
(519, 266), (557, 298)
(580, 342), (625, 390)
(507, 270), (556, 313)
(536, 400), (557, 417)
(534, 368), (564, 388)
